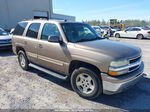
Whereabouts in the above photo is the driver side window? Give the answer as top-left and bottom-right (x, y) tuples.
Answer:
(126, 28), (131, 31)
(41, 23), (60, 41)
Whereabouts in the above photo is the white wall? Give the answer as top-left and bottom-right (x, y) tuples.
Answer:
(52, 13), (76, 22)
(0, 0), (52, 29)
(0, 0), (76, 30)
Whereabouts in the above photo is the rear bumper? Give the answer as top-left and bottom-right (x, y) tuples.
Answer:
(144, 34), (150, 38)
(102, 62), (144, 95)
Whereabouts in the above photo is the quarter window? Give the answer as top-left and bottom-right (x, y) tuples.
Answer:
(13, 22), (28, 36)
(26, 23), (41, 39)
(41, 23), (60, 41)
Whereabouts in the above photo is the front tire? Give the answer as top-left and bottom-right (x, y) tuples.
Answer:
(18, 50), (29, 70)
(115, 33), (120, 38)
(71, 67), (102, 99)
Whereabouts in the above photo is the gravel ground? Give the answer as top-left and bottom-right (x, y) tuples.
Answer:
(0, 38), (150, 111)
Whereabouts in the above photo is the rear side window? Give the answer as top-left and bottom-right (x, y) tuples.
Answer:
(13, 22), (28, 36)
(26, 23), (41, 39)
(131, 28), (141, 31)
(41, 23), (60, 41)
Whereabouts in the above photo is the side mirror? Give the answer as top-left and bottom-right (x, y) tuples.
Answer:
(48, 36), (62, 43)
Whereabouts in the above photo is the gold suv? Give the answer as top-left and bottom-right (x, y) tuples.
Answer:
(12, 20), (144, 99)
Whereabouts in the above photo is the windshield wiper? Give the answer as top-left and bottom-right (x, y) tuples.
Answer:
(77, 37), (103, 42)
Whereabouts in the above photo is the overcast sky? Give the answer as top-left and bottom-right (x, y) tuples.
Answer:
(53, 0), (150, 21)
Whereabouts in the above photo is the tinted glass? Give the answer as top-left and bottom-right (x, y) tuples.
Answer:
(0, 28), (8, 36)
(142, 27), (150, 30)
(131, 28), (141, 31)
(13, 22), (28, 35)
(26, 23), (41, 39)
(41, 23), (60, 40)
(126, 28), (132, 31)
(61, 23), (102, 43)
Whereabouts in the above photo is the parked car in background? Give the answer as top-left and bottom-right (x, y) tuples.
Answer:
(92, 26), (101, 36)
(0, 28), (12, 49)
(110, 26), (120, 33)
(100, 26), (109, 37)
(13, 20), (144, 99)
(114, 27), (150, 39)
(100, 26), (109, 34)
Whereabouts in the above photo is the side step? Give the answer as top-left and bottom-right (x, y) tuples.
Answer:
(29, 63), (68, 80)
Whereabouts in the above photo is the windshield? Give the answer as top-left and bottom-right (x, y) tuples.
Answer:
(0, 28), (8, 36)
(61, 23), (102, 43)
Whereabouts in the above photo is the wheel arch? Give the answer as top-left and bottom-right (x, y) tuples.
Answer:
(115, 33), (120, 37)
(136, 33), (144, 37)
(69, 60), (101, 76)
(16, 46), (26, 54)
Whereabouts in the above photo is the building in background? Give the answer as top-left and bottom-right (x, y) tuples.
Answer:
(0, 0), (75, 30)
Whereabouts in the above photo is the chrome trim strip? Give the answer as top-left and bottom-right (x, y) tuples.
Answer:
(38, 55), (64, 66)
(109, 60), (142, 72)
(27, 52), (37, 58)
(26, 52), (64, 66)
(0, 44), (12, 47)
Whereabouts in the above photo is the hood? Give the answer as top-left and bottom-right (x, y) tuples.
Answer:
(74, 40), (141, 60)
(0, 35), (12, 40)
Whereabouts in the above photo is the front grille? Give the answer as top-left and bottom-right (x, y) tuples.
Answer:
(128, 56), (142, 72)
(129, 56), (141, 64)
(0, 39), (11, 44)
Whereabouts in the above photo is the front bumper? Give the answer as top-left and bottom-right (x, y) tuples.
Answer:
(0, 43), (12, 50)
(102, 62), (144, 95)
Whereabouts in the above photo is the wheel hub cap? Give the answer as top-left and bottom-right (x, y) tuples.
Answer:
(76, 73), (95, 94)
(20, 54), (25, 67)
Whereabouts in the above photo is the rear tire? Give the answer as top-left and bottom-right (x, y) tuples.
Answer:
(115, 33), (120, 38)
(136, 34), (144, 40)
(18, 50), (29, 70)
(71, 67), (102, 99)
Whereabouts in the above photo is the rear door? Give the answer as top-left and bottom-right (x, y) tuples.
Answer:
(25, 23), (41, 63)
(37, 23), (68, 74)
(125, 28), (141, 38)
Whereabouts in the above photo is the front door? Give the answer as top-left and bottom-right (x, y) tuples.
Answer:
(37, 23), (68, 74)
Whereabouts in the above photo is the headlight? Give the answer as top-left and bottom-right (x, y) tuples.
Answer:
(109, 59), (129, 76)
(110, 60), (128, 67)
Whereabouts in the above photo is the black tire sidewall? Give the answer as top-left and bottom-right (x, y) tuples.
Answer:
(137, 34), (143, 39)
(115, 33), (120, 38)
(18, 50), (29, 70)
(71, 67), (102, 99)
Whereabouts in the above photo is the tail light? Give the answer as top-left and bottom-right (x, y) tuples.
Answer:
(147, 31), (150, 34)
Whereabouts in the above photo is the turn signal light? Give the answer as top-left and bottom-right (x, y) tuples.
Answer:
(108, 71), (119, 76)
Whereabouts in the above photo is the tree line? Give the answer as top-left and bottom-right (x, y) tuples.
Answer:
(84, 20), (150, 27)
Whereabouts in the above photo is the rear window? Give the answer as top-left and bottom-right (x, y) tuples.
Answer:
(13, 22), (28, 36)
(26, 23), (41, 39)
(142, 27), (150, 30)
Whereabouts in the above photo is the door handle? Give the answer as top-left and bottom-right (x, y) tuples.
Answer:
(39, 44), (43, 48)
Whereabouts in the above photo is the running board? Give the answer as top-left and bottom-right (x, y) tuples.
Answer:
(29, 63), (68, 80)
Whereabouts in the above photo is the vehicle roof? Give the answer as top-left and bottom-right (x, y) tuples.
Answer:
(20, 19), (83, 24)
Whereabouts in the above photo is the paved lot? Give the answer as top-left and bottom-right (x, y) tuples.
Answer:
(0, 38), (150, 111)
